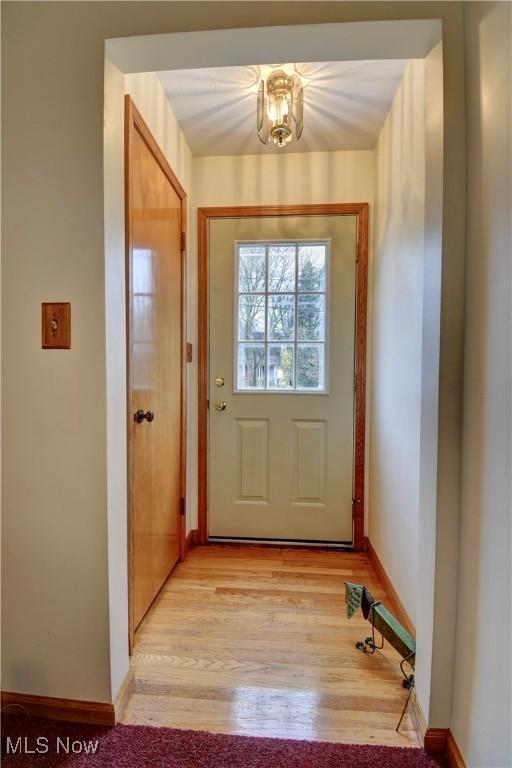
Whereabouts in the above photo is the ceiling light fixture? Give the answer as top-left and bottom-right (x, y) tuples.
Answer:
(257, 67), (303, 148)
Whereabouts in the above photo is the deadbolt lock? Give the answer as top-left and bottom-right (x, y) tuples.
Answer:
(215, 400), (227, 412)
(215, 377), (225, 387)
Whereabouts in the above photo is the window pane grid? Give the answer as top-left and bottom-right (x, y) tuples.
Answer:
(236, 241), (328, 392)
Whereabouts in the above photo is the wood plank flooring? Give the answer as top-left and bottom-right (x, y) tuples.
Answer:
(122, 545), (421, 747)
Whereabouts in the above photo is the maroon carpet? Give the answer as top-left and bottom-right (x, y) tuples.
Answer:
(1, 716), (446, 768)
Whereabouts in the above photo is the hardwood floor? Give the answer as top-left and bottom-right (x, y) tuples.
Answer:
(122, 545), (421, 747)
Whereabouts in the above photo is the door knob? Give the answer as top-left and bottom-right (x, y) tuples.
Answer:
(215, 400), (227, 412)
(134, 408), (155, 423)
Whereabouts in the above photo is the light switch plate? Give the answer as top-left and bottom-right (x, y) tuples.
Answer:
(42, 302), (71, 349)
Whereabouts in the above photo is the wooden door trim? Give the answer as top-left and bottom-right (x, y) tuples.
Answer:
(125, 95), (187, 652)
(198, 203), (368, 550)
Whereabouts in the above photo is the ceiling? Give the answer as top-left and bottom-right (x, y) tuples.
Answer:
(158, 60), (408, 156)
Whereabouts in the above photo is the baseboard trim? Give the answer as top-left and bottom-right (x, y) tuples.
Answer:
(185, 528), (199, 554)
(365, 537), (416, 637)
(425, 728), (466, 767)
(446, 730), (466, 768)
(1, 691), (115, 726)
(113, 666), (135, 723)
(425, 727), (449, 753)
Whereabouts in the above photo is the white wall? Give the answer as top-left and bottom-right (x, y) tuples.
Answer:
(104, 58), (130, 702)
(450, 4), (512, 766)
(193, 151), (374, 208)
(188, 150), (375, 532)
(415, 40), (444, 726)
(2, 5), (112, 701)
(124, 72), (192, 193)
(368, 49), (453, 727)
(368, 60), (425, 626)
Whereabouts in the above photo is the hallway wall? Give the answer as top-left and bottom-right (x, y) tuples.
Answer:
(368, 60), (426, 626)
(124, 72), (193, 191)
(450, 3), (512, 766)
(1, 2), (465, 727)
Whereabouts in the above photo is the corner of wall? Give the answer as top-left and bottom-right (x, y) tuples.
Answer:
(104, 56), (130, 701)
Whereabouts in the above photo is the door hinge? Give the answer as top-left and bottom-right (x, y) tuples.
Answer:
(180, 231), (186, 252)
(207, 399), (210, 410)
(180, 497), (185, 516)
(353, 373), (358, 391)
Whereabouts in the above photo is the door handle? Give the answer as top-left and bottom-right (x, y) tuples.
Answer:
(134, 408), (155, 423)
(214, 400), (227, 412)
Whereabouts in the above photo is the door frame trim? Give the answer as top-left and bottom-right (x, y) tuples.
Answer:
(198, 203), (368, 550)
(125, 96), (188, 651)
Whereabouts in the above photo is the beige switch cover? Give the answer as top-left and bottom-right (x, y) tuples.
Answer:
(42, 302), (71, 349)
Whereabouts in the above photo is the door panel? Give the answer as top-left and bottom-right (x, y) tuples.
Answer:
(236, 419), (269, 501)
(292, 420), (326, 504)
(209, 215), (356, 543)
(127, 106), (184, 634)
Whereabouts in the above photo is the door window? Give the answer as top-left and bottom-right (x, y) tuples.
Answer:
(235, 241), (329, 392)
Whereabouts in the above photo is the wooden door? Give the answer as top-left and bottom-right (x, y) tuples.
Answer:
(208, 215), (358, 543)
(125, 97), (186, 641)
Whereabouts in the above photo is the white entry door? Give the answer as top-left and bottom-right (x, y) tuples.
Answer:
(209, 215), (357, 543)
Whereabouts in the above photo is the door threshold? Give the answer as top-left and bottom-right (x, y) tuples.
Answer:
(207, 536), (354, 550)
